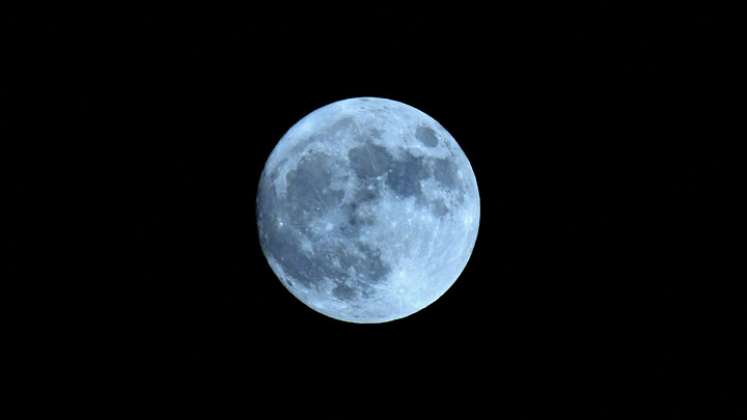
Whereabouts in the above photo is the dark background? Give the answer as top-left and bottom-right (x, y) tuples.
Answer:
(4, 4), (743, 417)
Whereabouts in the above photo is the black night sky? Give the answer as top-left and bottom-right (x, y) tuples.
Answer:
(4, 4), (742, 417)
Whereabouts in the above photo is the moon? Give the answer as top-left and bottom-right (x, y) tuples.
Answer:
(257, 97), (480, 323)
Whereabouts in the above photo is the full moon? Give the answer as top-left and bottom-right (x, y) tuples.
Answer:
(257, 97), (480, 323)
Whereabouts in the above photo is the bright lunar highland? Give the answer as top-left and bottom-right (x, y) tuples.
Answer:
(257, 97), (480, 323)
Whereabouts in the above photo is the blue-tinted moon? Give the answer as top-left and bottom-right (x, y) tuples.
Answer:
(257, 97), (479, 323)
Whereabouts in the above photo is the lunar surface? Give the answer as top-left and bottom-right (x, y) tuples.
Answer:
(257, 97), (479, 323)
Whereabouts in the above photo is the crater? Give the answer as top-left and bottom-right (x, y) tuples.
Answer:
(333, 284), (356, 301)
(415, 125), (439, 147)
